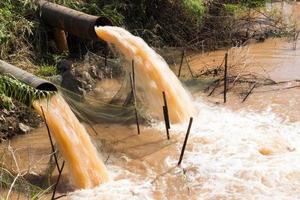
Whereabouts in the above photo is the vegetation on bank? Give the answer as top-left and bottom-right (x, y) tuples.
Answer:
(0, 0), (288, 127)
(0, 0), (289, 108)
(0, 0), (271, 67)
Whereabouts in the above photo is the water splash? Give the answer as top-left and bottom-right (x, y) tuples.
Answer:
(33, 94), (109, 189)
(69, 97), (300, 199)
(95, 26), (195, 123)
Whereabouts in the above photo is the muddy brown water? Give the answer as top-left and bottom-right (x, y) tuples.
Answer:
(187, 37), (300, 122)
(1, 37), (300, 199)
(2, 2), (300, 197)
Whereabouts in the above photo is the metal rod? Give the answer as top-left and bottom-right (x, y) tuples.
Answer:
(51, 161), (65, 200)
(54, 194), (67, 200)
(242, 83), (257, 103)
(162, 91), (170, 140)
(163, 106), (170, 140)
(131, 61), (140, 134)
(41, 106), (61, 172)
(162, 92), (170, 129)
(208, 79), (220, 96)
(178, 117), (193, 166)
(178, 49), (185, 77)
(129, 71), (140, 135)
(184, 54), (194, 78)
(132, 60), (136, 91)
(224, 52), (228, 103)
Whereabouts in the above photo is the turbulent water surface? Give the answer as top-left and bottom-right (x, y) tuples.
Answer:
(1, 2), (300, 199)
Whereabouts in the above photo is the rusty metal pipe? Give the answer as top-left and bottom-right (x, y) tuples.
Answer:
(0, 60), (57, 92)
(38, 0), (111, 40)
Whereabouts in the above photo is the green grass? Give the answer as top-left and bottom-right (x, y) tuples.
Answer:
(182, 0), (206, 25)
(0, 165), (51, 200)
(224, 4), (247, 15)
(0, 75), (55, 106)
(36, 65), (58, 77)
(0, 0), (36, 60)
(0, 94), (15, 110)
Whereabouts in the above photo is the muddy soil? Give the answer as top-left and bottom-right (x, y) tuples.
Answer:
(0, 101), (42, 141)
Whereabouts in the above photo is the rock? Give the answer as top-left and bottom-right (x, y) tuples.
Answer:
(78, 87), (87, 96)
(18, 123), (31, 134)
(85, 84), (93, 91)
(89, 66), (98, 79)
(0, 115), (5, 122)
(83, 71), (94, 84)
(2, 109), (9, 115)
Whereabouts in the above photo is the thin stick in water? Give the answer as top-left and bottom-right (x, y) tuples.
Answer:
(129, 68), (140, 135)
(178, 117), (193, 166)
(162, 91), (170, 140)
(208, 79), (220, 96)
(242, 83), (257, 103)
(40, 106), (61, 172)
(132, 60), (136, 91)
(178, 49), (185, 77)
(162, 92), (170, 129)
(54, 194), (67, 200)
(51, 161), (65, 200)
(224, 52), (228, 103)
(163, 106), (170, 140)
(184, 54), (195, 78)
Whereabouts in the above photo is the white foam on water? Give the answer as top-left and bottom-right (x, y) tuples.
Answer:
(70, 97), (300, 199)
(69, 164), (154, 200)
(168, 98), (300, 199)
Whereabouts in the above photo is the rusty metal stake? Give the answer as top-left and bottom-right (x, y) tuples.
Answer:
(54, 194), (67, 200)
(51, 161), (65, 200)
(178, 117), (193, 166)
(163, 106), (170, 140)
(208, 79), (220, 96)
(224, 52), (228, 103)
(41, 106), (61, 172)
(242, 83), (257, 103)
(130, 62), (140, 135)
(184, 54), (194, 78)
(178, 49), (185, 78)
(162, 91), (170, 140)
(132, 60), (136, 91)
(41, 107), (66, 200)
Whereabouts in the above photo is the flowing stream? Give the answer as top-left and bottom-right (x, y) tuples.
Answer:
(1, 2), (300, 199)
